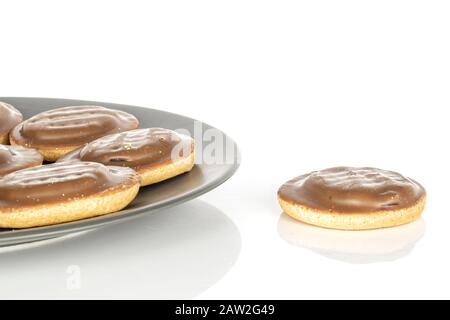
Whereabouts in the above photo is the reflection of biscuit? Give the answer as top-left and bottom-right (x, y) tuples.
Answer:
(0, 102), (23, 145)
(278, 214), (426, 264)
(0, 145), (44, 176)
(9, 106), (139, 162)
(278, 167), (426, 230)
(0, 162), (140, 229)
(58, 128), (196, 186)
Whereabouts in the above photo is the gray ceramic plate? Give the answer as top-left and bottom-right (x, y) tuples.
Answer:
(0, 97), (240, 246)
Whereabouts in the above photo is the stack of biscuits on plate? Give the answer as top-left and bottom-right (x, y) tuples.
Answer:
(0, 102), (195, 228)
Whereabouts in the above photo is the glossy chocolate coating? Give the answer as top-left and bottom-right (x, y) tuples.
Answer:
(10, 106), (139, 148)
(0, 102), (23, 136)
(278, 167), (425, 213)
(58, 128), (194, 170)
(0, 162), (139, 208)
(0, 145), (43, 176)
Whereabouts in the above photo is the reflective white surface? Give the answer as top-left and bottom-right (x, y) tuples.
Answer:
(278, 215), (425, 264)
(0, 201), (241, 299)
(2, 0), (450, 299)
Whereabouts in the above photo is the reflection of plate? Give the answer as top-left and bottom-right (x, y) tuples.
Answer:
(0, 97), (240, 246)
(0, 200), (241, 299)
(277, 214), (425, 264)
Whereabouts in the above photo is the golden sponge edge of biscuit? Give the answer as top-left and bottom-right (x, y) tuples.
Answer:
(0, 182), (140, 229)
(9, 135), (79, 162)
(0, 133), (10, 145)
(278, 195), (426, 231)
(138, 151), (196, 187)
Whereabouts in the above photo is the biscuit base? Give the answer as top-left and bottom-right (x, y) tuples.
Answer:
(138, 151), (196, 187)
(0, 133), (9, 145)
(0, 183), (140, 229)
(9, 136), (78, 162)
(278, 195), (426, 231)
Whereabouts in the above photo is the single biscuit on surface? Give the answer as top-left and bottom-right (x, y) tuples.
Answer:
(58, 128), (195, 186)
(278, 167), (426, 230)
(9, 105), (139, 161)
(0, 102), (23, 145)
(0, 161), (141, 228)
(0, 145), (44, 176)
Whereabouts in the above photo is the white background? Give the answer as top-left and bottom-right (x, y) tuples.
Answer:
(1, 0), (449, 299)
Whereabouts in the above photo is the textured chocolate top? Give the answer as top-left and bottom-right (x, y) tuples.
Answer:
(0, 145), (43, 176)
(0, 162), (139, 208)
(0, 102), (23, 136)
(58, 128), (194, 170)
(278, 167), (425, 213)
(10, 106), (139, 148)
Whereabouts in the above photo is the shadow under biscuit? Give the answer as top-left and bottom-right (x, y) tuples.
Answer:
(277, 213), (425, 264)
(0, 200), (241, 299)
